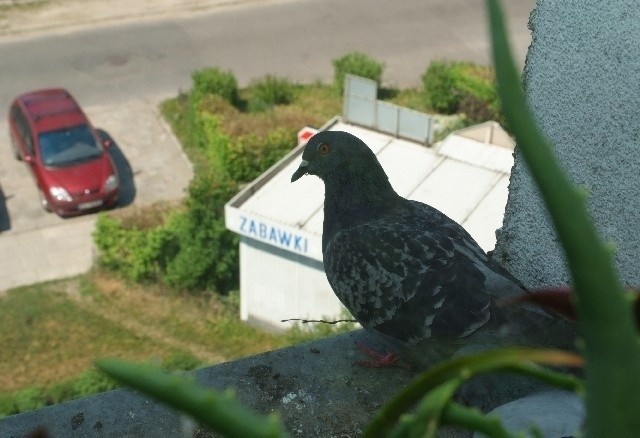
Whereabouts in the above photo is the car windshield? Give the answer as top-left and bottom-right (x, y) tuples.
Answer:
(38, 124), (103, 167)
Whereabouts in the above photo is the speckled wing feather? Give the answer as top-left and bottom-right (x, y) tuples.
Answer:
(324, 200), (493, 344)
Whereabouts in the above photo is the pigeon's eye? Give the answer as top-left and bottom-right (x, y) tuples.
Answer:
(318, 142), (331, 155)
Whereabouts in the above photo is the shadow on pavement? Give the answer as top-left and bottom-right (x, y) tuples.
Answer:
(97, 129), (136, 208)
(0, 185), (10, 232)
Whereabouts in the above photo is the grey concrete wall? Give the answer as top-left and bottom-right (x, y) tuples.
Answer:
(493, 0), (640, 288)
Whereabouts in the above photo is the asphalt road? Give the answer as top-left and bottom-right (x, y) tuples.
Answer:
(0, 0), (536, 110)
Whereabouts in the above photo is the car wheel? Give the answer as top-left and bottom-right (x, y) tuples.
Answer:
(10, 136), (22, 161)
(39, 190), (52, 212)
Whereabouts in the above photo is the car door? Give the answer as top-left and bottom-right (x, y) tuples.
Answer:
(8, 104), (26, 160)
(11, 105), (42, 187)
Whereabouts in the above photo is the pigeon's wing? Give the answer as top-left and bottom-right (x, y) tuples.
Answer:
(324, 204), (492, 344)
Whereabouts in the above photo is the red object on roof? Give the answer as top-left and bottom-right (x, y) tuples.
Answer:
(297, 126), (318, 145)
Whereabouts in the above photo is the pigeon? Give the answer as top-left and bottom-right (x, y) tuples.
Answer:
(291, 130), (576, 368)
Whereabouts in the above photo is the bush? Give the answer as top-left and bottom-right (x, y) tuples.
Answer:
(93, 213), (176, 283)
(162, 174), (239, 294)
(193, 109), (230, 170)
(220, 128), (297, 182)
(93, 175), (240, 295)
(421, 61), (458, 113)
(248, 75), (295, 111)
(458, 93), (503, 124)
(194, 106), (297, 183)
(422, 60), (501, 122)
(333, 51), (384, 95)
(190, 67), (238, 106)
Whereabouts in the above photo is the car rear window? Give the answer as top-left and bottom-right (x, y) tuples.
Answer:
(38, 124), (103, 167)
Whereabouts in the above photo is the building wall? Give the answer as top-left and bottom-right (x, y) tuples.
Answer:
(239, 237), (346, 331)
(493, 0), (640, 288)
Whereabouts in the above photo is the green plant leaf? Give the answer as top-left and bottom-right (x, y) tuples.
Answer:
(442, 403), (515, 438)
(389, 378), (462, 438)
(486, 1), (640, 436)
(364, 348), (582, 437)
(95, 359), (287, 438)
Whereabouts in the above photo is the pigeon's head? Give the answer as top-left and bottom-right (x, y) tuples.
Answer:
(291, 130), (383, 183)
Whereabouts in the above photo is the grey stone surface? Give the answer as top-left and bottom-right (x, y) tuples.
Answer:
(0, 330), (551, 437)
(493, 0), (640, 288)
(475, 390), (584, 438)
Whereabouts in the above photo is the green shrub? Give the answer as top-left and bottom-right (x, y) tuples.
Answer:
(193, 110), (230, 170)
(194, 107), (297, 183)
(248, 75), (295, 111)
(221, 128), (297, 182)
(190, 67), (238, 106)
(93, 176), (239, 294)
(332, 51), (384, 95)
(422, 61), (501, 122)
(458, 93), (497, 124)
(421, 61), (458, 113)
(161, 174), (239, 294)
(93, 214), (176, 283)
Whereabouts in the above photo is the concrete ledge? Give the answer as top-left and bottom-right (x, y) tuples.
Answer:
(1, 329), (555, 437)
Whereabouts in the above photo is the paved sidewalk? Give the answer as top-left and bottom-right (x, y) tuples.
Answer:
(0, 0), (264, 38)
(0, 218), (96, 290)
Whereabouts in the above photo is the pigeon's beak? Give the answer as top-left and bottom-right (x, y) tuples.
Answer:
(291, 159), (309, 182)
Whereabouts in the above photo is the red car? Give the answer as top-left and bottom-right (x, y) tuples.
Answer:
(8, 88), (119, 217)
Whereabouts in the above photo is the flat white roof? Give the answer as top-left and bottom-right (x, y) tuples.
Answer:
(225, 118), (514, 261)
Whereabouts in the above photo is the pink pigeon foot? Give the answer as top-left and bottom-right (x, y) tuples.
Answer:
(355, 342), (412, 369)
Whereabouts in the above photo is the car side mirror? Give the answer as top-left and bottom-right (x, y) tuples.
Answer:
(96, 129), (112, 148)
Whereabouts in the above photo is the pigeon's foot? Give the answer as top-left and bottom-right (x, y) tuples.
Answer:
(355, 342), (412, 369)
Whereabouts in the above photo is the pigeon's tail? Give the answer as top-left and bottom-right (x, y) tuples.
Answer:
(368, 303), (578, 370)
(488, 300), (578, 351)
